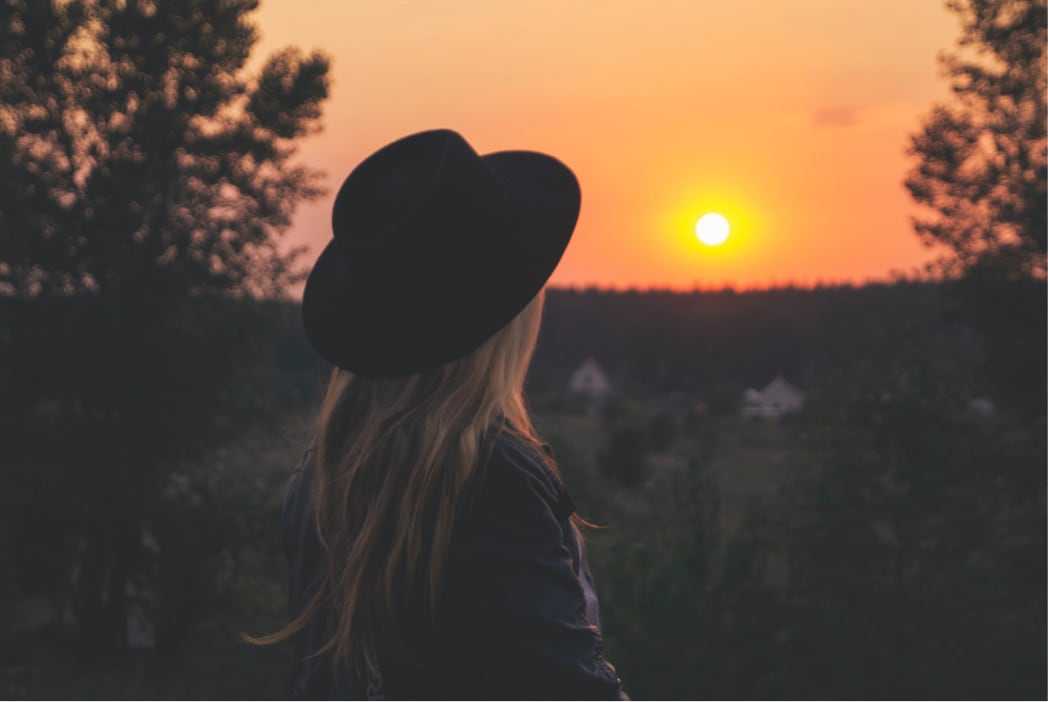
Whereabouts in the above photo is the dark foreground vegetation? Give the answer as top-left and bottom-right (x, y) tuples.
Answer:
(3, 281), (1045, 698)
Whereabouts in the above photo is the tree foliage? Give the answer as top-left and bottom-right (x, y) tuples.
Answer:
(0, 0), (329, 298)
(905, 0), (1046, 279)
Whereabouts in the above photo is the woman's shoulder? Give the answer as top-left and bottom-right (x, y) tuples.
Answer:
(489, 429), (559, 482)
(462, 429), (576, 527)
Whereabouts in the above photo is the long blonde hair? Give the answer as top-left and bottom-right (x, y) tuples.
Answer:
(250, 289), (550, 672)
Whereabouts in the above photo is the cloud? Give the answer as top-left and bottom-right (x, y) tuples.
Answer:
(813, 106), (859, 127)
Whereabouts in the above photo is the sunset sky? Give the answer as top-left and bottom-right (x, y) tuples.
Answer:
(252, 0), (961, 291)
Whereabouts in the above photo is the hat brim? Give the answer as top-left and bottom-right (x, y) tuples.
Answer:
(301, 149), (580, 376)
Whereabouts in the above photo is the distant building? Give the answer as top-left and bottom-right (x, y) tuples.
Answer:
(569, 358), (613, 400)
(741, 376), (804, 419)
(967, 396), (996, 417)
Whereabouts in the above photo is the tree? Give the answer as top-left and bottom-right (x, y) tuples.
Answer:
(905, 0), (1046, 279)
(0, 0), (328, 658)
(0, 0), (328, 298)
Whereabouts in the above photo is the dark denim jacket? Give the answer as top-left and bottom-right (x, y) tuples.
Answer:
(282, 431), (627, 699)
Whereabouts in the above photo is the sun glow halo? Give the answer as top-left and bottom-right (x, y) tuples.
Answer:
(695, 213), (730, 246)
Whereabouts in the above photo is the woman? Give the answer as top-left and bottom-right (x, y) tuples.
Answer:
(255, 129), (627, 699)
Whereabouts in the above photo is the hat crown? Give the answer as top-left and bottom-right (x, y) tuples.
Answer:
(331, 129), (509, 261)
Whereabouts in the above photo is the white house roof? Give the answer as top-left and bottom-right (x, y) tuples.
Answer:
(743, 388), (763, 403)
(761, 376), (803, 407)
(569, 358), (612, 397)
(742, 376), (804, 417)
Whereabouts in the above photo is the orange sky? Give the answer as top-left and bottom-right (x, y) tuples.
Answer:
(252, 0), (960, 291)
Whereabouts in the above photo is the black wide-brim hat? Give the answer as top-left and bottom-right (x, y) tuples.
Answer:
(302, 129), (580, 377)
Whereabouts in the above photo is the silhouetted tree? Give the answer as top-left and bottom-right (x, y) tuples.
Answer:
(905, 0), (1046, 279)
(0, 0), (328, 298)
(904, 0), (1047, 414)
(0, 0), (328, 658)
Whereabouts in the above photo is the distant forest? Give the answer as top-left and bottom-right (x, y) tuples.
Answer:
(273, 279), (1046, 417)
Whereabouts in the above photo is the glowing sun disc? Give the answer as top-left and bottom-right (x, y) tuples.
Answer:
(696, 213), (730, 246)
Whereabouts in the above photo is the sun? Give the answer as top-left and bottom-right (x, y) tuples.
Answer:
(695, 213), (730, 246)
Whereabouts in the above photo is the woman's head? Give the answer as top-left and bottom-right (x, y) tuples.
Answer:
(301, 129), (578, 377)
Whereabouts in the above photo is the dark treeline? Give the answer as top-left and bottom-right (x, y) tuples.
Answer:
(259, 277), (1047, 412)
(536, 277), (1046, 414)
(254, 277), (1045, 411)
(534, 282), (945, 404)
